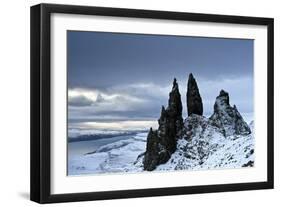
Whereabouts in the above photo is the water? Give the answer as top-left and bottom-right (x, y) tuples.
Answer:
(67, 132), (148, 175)
(68, 135), (133, 158)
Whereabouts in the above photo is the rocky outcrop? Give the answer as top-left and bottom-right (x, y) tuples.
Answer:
(186, 73), (203, 116)
(143, 75), (252, 171)
(143, 128), (162, 171)
(209, 90), (251, 137)
(143, 79), (183, 171)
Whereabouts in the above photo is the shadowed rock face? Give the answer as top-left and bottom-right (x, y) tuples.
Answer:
(143, 79), (183, 171)
(166, 78), (184, 137)
(143, 128), (162, 171)
(186, 73), (203, 116)
(209, 90), (251, 136)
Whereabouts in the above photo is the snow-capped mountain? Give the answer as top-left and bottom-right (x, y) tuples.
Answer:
(68, 130), (144, 142)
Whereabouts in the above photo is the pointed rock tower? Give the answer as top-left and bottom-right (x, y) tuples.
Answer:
(166, 78), (184, 135)
(186, 73), (203, 116)
(209, 90), (251, 136)
(143, 79), (183, 171)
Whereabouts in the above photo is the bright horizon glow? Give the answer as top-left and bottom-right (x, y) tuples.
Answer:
(70, 120), (159, 131)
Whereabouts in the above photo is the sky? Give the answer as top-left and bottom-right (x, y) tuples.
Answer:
(67, 31), (254, 131)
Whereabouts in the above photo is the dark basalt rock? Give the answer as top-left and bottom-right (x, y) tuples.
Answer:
(242, 160), (254, 167)
(166, 78), (184, 136)
(143, 79), (183, 171)
(186, 73), (203, 116)
(143, 128), (161, 171)
(209, 90), (251, 136)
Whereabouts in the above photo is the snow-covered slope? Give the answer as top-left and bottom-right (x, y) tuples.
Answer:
(132, 115), (254, 172)
(69, 116), (254, 175)
(155, 115), (254, 171)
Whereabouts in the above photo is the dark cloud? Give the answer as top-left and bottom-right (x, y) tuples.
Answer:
(68, 95), (93, 107)
(68, 31), (253, 89)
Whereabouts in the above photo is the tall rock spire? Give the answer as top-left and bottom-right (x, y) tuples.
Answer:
(186, 73), (203, 116)
(167, 78), (183, 134)
(143, 78), (183, 171)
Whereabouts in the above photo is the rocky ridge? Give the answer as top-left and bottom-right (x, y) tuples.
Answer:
(209, 90), (251, 137)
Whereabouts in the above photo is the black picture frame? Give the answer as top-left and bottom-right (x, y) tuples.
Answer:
(30, 3), (274, 204)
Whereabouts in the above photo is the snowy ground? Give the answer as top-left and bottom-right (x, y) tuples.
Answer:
(155, 133), (254, 171)
(154, 116), (254, 171)
(68, 132), (147, 175)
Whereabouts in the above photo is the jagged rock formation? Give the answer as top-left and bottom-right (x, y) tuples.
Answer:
(142, 75), (253, 172)
(155, 90), (253, 171)
(209, 90), (251, 137)
(143, 79), (183, 171)
(186, 73), (203, 116)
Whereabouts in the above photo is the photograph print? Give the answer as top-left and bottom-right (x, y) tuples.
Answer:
(67, 31), (254, 176)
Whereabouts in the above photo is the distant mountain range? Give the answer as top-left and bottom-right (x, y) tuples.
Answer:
(68, 130), (146, 142)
